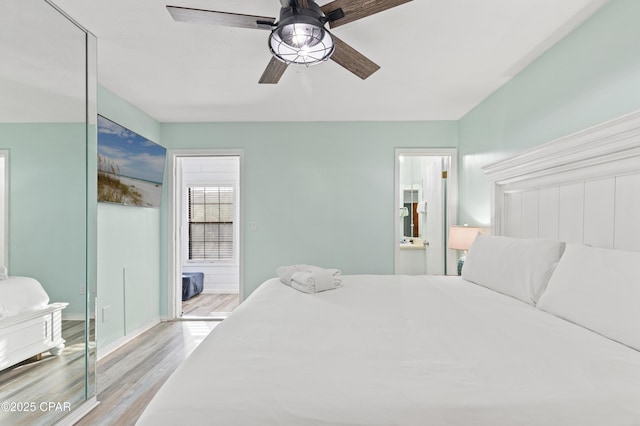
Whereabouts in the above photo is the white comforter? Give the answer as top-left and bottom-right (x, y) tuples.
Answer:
(0, 276), (50, 319)
(138, 275), (640, 426)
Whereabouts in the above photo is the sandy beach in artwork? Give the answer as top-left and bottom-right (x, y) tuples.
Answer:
(118, 175), (162, 207)
(98, 171), (162, 208)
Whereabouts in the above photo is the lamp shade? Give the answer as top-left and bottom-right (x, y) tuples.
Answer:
(448, 226), (481, 251)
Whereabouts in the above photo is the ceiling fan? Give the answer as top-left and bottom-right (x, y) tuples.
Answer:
(166, 0), (413, 84)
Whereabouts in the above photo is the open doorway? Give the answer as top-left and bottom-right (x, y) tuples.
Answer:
(169, 151), (242, 320)
(394, 149), (458, 275)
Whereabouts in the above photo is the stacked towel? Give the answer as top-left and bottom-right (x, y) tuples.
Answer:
(0, 266), (7, 280)
(276, 264), (342, 293)
(276, 264), (315, 286)
(291, 270), (342, 293)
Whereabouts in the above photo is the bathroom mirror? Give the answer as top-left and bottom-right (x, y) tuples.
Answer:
(0, 0), (97, 424)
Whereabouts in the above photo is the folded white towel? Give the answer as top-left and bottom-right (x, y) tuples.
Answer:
(276, 264), (315, 286)
(291, 270), (342, 294)
(0, 266), (7, 280)
(417, 201), (427, 214)
(277, 264), (342, 291)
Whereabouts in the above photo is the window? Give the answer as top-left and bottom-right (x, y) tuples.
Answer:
(188, 186), (234, 262)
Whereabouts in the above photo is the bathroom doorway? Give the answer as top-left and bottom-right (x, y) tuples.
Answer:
(394, 149), (458, 275)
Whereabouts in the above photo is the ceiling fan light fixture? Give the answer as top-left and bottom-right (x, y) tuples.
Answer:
(269, 22), (334, 66)
(168, 0), (414, 83)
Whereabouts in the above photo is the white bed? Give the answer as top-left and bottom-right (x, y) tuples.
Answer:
(0, 276), (67, 371)
(139, 274), (640, 426)
(139, 112), (640, 425)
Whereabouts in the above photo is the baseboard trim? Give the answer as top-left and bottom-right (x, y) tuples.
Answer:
(97, 318), (160, 361)
(56, 397), (99, 425)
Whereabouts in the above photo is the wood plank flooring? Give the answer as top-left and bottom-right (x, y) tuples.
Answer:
(1, 315), (225, 424)
(0, 320), (88, 426)
(181, 293), (239, 317)
(76, 321), (218, 426)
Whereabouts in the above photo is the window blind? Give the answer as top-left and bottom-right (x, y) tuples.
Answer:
(188, 186), (234, 261)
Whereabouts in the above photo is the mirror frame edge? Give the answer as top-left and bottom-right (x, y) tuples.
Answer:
(41, 0), (100, 422)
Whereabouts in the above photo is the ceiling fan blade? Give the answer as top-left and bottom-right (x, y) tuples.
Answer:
(321, 0), (412, 28)
(166, 6), (275, 30)
(330, 34), (380, 80)
(259, 57), (289, 84)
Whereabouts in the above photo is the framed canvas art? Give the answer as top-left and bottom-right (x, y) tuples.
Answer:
(97, 115), (166, 208)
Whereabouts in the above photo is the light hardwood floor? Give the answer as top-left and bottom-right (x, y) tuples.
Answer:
(1, 317), (225, 424)
(0, 320), (88, 426)
(77, 321), (219, 426)
(181, 293), (239, 317)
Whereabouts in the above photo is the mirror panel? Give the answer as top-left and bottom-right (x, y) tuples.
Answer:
(0, 0), (96, 424)
(86, 32), (98, 402)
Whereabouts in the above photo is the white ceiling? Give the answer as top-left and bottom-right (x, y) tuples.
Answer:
(52, 0), (609, 123)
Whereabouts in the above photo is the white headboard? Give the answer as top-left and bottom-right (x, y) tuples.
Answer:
(482, 110), (640, 251)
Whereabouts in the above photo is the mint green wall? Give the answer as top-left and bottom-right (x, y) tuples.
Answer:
(93, 0), (640, 344)
(0, 123), (86, 315)
(161, 121), (458, 305)
(96, 93), (459, 322)
(458, 0), (640, 226)
(97, 86), (163, 350)
(96, 90), (457, 322)
(97, 203), (160, 346)
(98, 87), (162, 143)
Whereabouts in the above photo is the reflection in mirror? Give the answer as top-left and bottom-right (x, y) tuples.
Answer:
(0, 0), (96, 424)
(403, 189), (420, 237)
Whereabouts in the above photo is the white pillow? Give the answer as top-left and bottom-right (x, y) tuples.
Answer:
(537, 244), (640, 351)
(462, 235), (565, 305)
(0, 276), (50, 319)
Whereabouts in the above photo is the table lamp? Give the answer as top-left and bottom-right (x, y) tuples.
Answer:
(448, 225), (481, 275)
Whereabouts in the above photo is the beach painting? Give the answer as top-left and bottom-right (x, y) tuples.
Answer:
(97, 115), (166, 208)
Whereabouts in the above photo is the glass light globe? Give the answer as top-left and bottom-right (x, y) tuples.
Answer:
(279, 23), (323, 48)
(269, 23), (334, 66)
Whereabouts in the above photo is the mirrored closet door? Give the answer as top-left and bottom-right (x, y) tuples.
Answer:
(0, 0), (97, 424)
